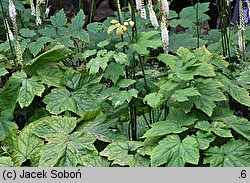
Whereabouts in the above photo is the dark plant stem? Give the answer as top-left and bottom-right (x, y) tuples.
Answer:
(89, 0), (95, 23)
(129, 0), (138, 140)
(0, 1), (17, 69)
(138, 55), (153, 124)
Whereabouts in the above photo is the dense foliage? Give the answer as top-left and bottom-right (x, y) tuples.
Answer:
(0, 0), (249, 167)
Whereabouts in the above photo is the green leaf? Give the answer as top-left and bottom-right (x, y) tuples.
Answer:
(80, 155), (110, 167)
(114, 52), (129, 65)
(36, 64), (64, 87)
(218, 116), (250, 141)
(194, 131), (216, 150)
(54, 36), (74, 48)
(104, 62), (124, 83)
(82, 50), (97, 59)
(179, 3), (210, 22)
(3, 126), (44, 166)
(71, 9), (85, 30)
(115, 42), (128, 49)
(77, 113), (126, 142)
(0, 79), (20, 114)
(0, 112), (18, 141)
(20, 28), (36, 38)
(172, 88), (201, 102)
(130, 31), (162, 55)
(143, 92), (163, 108)
(117, 79), (136, 88)
(143, 108), (197, 138)
(11, 72), (45, 108)
(0, 68), (8, 76)
(26, 45), (71, 66)
(169, 19), (194, 28)
(72, 30), (90, 42)
(170, 33), (207, 53)
(238, 70), (250, 89)
(193, 78), (226, 116)
(50, 9), (67, 27)
(129, 153), (150, 167)
(32, 116), (77, 139)
(38, 27), (56, 37)
(157, 54), (177, 69)
(28, 37), (52, 57)
(39, 132), (97, 167)
(0, 157), (14, 167)
(0, 54), (8, 62)
(168, 10), (179, 19)
(111, 89), (138, 107)
(43, 88), (100, 119)
(151, 135), (199, 167)
(97, 40), (110, 48)
(86, 56), (109, 74)
(204, 139), (250, 166)
(195, 121), (233, 138)
(100, 141), (143, 166)
(221, 77), (250, 107)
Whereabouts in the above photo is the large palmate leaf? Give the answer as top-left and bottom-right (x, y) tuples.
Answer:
(39, 132), (97, 167)
(129, 153), (150, 167)
(238, 70), (250, 89)
(0, 112), (18, 141)
(216, 116), (250, 141)
(220, 77), (250, 107)
(130, 31), (163, 55)
(171, 88), (201, 102)
(13, 72), (45, 108)
(211, 108), (250, 141)
(194, 131), (216, 150)
(76, 114), (126, 142)
(36, 64), (64, 87)
(204, 139), (250, 166)
(32, 116), (77, 139)
(169, 34), (207, 53)
(0, 71), (45, 109)
(143, 92), (163, 108)
(111, 89), (138, 108)
(43, 87), (100, 119)
(30, 116), (97, 166)
(192, 78), (226, 116)
(0, 157), (14, 167)
(104, 62), (124, 83)
(28, 37), (52, 57)
(195, 121), (232, 138)
(151, 135), (199, 167)
(0, 79), (20, 114)
(179, 2), (210, 22)
(80, 155), (110, 167)
(3, 126), (44, 166)
(100, 141), (143, 166)
(142, 107), (197, 138)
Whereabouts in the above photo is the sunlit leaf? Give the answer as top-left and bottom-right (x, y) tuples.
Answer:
(43, 87), (100, 119)
(151, 135), (199, 167)
(204, 139), (250, 166)
(100, 141), (143, 166)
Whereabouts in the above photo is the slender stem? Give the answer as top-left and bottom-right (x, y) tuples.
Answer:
(89, 0), (95, 23)
(0, 1), (17, 68)
(79, 0), (82, 9)
(196, 1), (200, 47)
